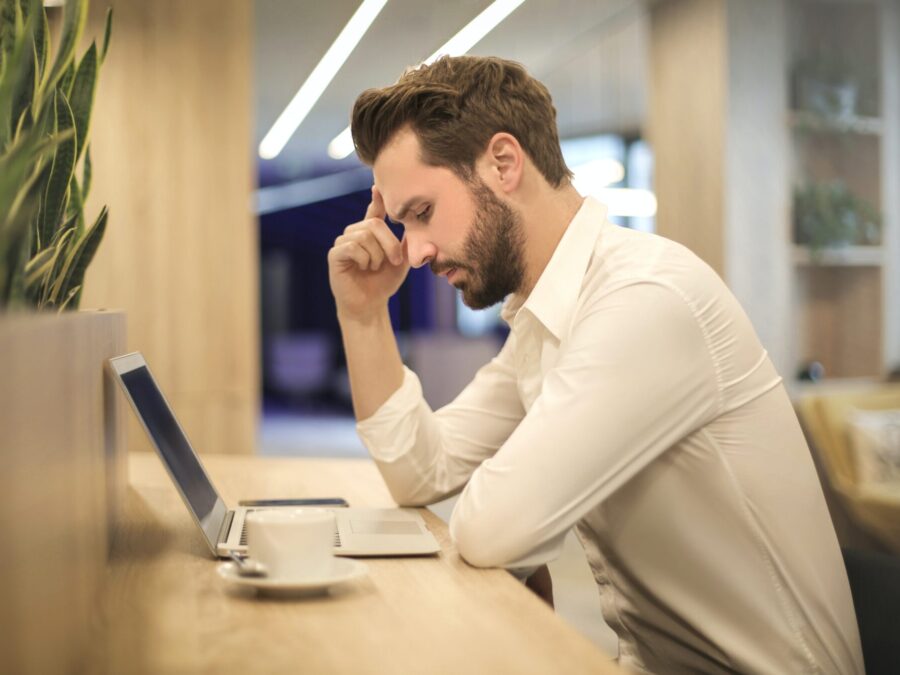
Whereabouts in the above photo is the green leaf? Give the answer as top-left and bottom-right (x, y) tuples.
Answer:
(50, 211), (77, 247)
(0, 194), (33, 307)
(40, 221), (75, 302)
(69, 41), (96, 162)
(50, 204), (107, 308)
(0, 0), (39, 147)
(36, 5), (47, 80)
(101, 7), (112, 63)
(39, 89), (77, 248)
(57, 283), (81, 311)
(82, 143), (91, 200)
(58, 59), (75, 96)
(67, 173), (84, 234)
(0, 168), (42, 308)
(0, 0), (18, 64)
(11, 25), (37, 134)
(42, 0), (86, 97)
(23, 243), (54, 288)
(0, 124), (67, 229)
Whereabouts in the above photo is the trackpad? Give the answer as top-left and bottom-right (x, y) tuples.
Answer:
(350, 520), (423, 535)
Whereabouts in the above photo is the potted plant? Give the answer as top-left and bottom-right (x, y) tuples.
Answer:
(793, 51), (859, 120)
(1, 4), (121, 670)
(793, 180), (881, 257)
(1, 0), (112, 311)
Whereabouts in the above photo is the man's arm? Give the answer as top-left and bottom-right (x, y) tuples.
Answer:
(449, 282), (721, 569)
(328, 187), (408, 420)
(338, 309), (404, 421)
(329, 189), (526, 509)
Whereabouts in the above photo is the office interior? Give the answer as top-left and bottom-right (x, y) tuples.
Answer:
(2, 0), (899, 672)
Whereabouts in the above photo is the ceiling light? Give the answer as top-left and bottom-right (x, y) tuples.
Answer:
(259, 0), (387, 160)
(423, 0), (526, 64)
(328, 0), (527, 160)
(328, 127), (355, 160)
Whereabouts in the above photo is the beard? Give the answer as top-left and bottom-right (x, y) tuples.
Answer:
(431, 177), (526, 310)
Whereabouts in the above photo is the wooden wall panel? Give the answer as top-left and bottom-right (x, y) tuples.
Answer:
(0, 312), (126, 675)
(799, 267), (884, 377)
(648, 0), (726, 275)
(80, 0), (259, 455)
(882, 0), (900, 369)
(722, 0), (793, 377)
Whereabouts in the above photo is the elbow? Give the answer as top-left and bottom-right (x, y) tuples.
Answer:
(374, 455), (459, 507)
(388, 487), (433, 508)
(450, 510), (523, 568)
(379, 468), (448, 507)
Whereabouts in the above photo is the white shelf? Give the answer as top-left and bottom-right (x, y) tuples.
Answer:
(792, 245), (884, 267)
(789, 111), (883, 136)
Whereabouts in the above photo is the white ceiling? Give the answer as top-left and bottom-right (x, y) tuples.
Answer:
(254, 0), (649, 185)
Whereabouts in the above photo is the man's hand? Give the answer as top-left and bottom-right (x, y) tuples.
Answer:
(328, 187), (410, 322)
(525, 565), (554, 609)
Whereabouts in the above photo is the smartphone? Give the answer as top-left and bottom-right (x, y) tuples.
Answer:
(238, 497), (350, 507)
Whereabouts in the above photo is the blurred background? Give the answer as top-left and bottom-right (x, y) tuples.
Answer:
(74, 0), (899, 653)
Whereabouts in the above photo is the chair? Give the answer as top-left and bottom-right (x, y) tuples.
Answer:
(842, 547), (900, 675)
(796, 385), (900, 554)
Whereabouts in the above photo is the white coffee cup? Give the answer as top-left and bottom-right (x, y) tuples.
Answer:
(245, 508), (335, 580)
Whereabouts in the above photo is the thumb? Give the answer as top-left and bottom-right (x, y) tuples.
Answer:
(365, 186), (387, 221)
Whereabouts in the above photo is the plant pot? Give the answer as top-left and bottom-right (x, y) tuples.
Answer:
(0, 309), (126, 674)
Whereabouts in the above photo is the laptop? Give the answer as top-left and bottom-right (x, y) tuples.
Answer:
(108, 352), (440, 558)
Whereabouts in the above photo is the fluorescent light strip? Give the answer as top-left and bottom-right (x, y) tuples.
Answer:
(328, 127), (355, 160)
(328, 0), (527, 160)
(424, 0), (526, 63)
(259, 0), (388, 160)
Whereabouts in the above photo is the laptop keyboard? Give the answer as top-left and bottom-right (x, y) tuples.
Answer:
(239, 509), (342, 548)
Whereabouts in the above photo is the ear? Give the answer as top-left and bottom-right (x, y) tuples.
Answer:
(482, 132), (524, 194)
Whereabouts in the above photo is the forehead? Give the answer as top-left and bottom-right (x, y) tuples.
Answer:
(372, 128), (464, 219)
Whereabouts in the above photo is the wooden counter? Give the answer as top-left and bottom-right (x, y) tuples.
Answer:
(89, 451), (621, 674)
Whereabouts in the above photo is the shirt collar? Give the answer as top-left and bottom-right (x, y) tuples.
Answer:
(501, 197), (607, 339)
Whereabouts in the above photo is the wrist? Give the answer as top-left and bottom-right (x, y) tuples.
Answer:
(336, 304), (391, 329)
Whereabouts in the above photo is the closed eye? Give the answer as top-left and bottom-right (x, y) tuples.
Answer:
(416, 205), (432, 222)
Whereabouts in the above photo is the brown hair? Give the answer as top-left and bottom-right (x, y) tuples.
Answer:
(351, 56), (572, 187)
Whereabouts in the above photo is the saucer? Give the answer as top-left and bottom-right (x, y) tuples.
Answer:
(217, 558), (368, 597)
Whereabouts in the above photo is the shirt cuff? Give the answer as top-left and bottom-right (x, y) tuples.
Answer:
(355, 366), (425, 462)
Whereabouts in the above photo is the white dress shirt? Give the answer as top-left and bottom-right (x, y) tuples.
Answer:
(356, 197), (863, 674)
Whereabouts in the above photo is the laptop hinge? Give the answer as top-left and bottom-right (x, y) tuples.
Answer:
(217, 510), (235, 545)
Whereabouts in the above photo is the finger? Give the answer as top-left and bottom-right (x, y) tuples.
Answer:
(366, 219), (405, 265)
(343, 220), (403, 266)
(335, 230), (386, 270)
(349, 230), (386, 271)
(365, 185), (387, 221)
(330, 241), (372, 271)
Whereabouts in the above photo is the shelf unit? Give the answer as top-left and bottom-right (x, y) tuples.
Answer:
(792, 246), (885, 267)
(787, 0), (899, 382)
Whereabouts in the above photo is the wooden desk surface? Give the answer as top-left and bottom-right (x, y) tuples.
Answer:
(91, 451), (621, 674)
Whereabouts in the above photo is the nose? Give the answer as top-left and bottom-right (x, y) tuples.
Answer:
(405, 231), (437, 269)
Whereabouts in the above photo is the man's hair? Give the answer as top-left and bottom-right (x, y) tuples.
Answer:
(351, 56), (573, 187)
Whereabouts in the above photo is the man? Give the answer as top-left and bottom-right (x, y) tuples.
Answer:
(327, 56), (863, 674)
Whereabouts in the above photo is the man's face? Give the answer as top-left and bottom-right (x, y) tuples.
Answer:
(373, 128), (525, 309)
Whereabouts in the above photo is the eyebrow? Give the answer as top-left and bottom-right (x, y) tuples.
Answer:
(388, 196), (426, 224)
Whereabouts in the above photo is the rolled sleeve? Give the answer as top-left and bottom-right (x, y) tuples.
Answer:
(354, 339), (526, 508)
(356, 366), (425, 463)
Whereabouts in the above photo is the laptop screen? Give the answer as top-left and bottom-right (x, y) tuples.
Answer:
(115, 360), (228, 553)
